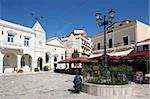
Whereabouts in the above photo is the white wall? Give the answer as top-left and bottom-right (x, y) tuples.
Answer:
(46, 38), (66, 71)
(0, 20), (46, 73)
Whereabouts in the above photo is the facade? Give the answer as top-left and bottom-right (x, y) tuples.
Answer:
(136, 38), (150, 52)
(61, 29), (92, 58)
(134, 38), (150, 74)
(0, 19), (46, 73)
(91, 20), (150, 57)
(46, 37), (66, 71)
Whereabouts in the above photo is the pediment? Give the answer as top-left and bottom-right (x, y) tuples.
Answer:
(46, 37), (64, 47)
(32, 21), (45, 33)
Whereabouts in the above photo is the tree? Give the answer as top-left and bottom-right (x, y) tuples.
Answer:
(46, 53), (49, 63)
(72, 49), (79, 58)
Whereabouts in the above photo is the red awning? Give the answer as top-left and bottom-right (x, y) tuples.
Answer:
(123, 50), (150, 59)
(58, 58), (73, 63)
(58, 57), (98, 63)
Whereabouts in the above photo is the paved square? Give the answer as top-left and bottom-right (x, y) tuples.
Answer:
(0, 72), (149, 99)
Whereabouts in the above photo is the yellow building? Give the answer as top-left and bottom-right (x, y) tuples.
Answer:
(91, 20), (150, 57)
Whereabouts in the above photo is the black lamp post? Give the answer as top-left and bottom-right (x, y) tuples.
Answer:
(95, 9), (115, 80)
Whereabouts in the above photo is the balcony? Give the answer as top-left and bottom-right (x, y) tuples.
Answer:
(0, 40), (23, 50)
(82, 43), (91, 49)
(92, 40), (135, 54)
(114, 40), (135, 47)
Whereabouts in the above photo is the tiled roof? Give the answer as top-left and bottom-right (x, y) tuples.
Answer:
(58, 57), (98, 63)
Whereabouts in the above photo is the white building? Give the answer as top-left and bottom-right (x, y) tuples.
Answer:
(61, 29), (92, 58)
(46, 37), (66, 71)
(0, 19), (46, 73)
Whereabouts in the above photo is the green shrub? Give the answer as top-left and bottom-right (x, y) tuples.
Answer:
(109, 66), (118, 73)
(109, 65), (132, 74)
(44, 65), (49, 71)
(72, 49), (79, 58)
(109, 78), (128, 85)
(17, 69), (23, 73)
(82, 65), (92, 78)
(118, 65), (133, 74)
(86, 77), (101, 84)
(34, 68), (39, 72)
(86, 77), (128, 85)
(93, 65), (99, 71)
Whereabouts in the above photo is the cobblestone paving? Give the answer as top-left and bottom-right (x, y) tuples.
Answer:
(0, 72), (149, 99)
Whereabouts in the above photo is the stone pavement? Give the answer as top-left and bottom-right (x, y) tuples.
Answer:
(0, 72), (149, 99)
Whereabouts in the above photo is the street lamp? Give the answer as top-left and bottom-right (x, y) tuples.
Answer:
(95, 9), (115, 80)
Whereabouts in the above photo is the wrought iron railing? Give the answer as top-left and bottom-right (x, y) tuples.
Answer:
(93, 40), (135, 50)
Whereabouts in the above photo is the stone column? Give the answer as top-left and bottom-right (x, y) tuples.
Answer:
(17, 55), (21, 70)
(0, 52), (4, 73)
(32, 60), (36, 72)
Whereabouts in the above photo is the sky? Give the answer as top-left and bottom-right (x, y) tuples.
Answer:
(0, 0), (149, 39)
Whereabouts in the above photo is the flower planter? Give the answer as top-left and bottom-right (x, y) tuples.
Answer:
(82, 83), (132, 97)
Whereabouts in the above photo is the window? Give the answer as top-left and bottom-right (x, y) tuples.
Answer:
(54, 56), (57, 61)
(2, 31), (3, 35)
(24, 37), (29, 46)
(21, 56), (25, 66)
(97, 43), (101, 50)
(8, 34), (14, 43)
(143, 45), (149, 51)
(123, 36), (128, 45)
(109, 39), (112, 48)
(61, 56), (63, 60)
(65, 51), (67, 58)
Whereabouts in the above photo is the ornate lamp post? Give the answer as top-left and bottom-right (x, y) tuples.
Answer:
(95, 9), (115, 80)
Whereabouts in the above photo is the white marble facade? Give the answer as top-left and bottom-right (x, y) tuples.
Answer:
(46, 37), (66, 71)
(0, 19), (46, 73)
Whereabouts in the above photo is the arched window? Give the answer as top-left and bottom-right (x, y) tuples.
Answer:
(54, 56), (57, 61)
(61, 56), (63, 60)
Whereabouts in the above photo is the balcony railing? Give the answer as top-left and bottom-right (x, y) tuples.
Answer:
(92, 40), (135, 54)
(94, 40), (135, 50)
(82, 43), (91, 49)
(0, 40), (23, 49)
(114, 40), (135, 47)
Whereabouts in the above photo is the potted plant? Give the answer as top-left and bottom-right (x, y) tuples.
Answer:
(44, 65), (49, 71)
(17, 69), (23, 73)
(34, 67), (39, 72)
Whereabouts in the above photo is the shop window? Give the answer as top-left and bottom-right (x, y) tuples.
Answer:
(143, 45), (149, 51)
